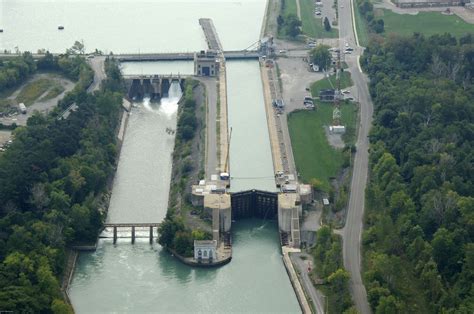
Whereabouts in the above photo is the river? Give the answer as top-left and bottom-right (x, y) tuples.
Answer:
(1, 0), (301, 312)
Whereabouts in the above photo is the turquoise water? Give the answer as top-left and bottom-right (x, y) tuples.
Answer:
(70, 219), (300, 313)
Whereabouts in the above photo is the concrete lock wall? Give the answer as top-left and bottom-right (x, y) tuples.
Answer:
(278, 206), (292, 233)
(220, 206), (232, 232)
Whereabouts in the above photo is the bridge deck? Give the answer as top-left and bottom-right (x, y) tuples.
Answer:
(199, 18), (223, 51)
(104, 223), (161, 228)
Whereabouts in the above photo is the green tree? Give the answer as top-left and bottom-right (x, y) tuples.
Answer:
(310, 45), (332, 71)
(51, 299), (73, 314)
(173, 231), (193, 256)
(283, 14), (302, 38)
(324, 17), (331, 32)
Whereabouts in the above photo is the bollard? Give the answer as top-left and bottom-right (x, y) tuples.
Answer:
(149, 226), (153, 244)
(131, 226), (135, 244)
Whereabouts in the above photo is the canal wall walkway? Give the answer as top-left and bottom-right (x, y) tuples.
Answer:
(218, 61), (229, 173)
(260, 62), (284, 174)
(282, 246), (312, 314)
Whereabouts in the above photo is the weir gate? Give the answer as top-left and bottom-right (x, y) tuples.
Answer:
(124, 75), (186, 100)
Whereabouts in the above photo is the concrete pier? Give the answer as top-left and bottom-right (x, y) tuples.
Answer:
(113, 227), (117, 244)
(218, 61), (229, 173)
(199, 18), (223, 51)
(198, 18), (229, 174)
(105, 223), (161, 244)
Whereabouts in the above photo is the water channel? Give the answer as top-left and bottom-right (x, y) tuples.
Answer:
(1, 0), (300, 312)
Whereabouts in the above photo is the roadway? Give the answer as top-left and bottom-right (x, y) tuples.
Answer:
(87, 56), (106, 92)
(290, 252), (326, 314)
(338, 0), (373, 313)
(195, 77), (219, 179)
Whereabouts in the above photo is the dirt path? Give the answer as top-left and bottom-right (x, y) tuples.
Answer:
(296, 0), (302, 19)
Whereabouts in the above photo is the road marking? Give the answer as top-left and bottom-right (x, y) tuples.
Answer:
(350, 0), (360, 47)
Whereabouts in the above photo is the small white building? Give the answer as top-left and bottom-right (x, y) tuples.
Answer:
(330, 125), (346, 134)
(194, 240), (217, 261)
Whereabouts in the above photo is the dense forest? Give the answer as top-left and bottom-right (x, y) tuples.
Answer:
(159, 80), (211, 257)
(361, 33), (474, 313)
(0, 54), (123, 312)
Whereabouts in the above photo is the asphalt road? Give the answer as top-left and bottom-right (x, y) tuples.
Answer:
(195, 77), (218, 179)
(338, 0), (373, 313)
(87, 56), (106, 92)
(290, 252), (326, 314)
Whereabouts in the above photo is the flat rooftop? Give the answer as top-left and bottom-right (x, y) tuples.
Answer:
(204, 193), (231, 209)
(278, 193), (299, 209)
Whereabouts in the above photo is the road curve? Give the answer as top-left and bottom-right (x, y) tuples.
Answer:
(338, 0), (373, 313)
(87, 56), (106, 92)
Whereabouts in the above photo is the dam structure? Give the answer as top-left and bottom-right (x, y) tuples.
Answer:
(116, 17), (310, 256)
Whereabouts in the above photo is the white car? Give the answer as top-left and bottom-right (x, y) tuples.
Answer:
(342, 90), (350, 94)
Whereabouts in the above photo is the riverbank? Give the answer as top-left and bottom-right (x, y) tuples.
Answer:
(61, 96), (132, 306)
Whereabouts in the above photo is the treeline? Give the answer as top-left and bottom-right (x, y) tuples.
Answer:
(0, 53), (36, 91)
(311, 226), (354, 313)
(277, 14), (302, 38)
(356, 0), (384, 34)
(361, 33), (474, 312)
(0, 51), (94, 95)
(159, 80), (210, 257)
(0, 56), (123, 312)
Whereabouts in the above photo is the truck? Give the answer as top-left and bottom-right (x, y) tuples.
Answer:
(19, 103), (27, 114)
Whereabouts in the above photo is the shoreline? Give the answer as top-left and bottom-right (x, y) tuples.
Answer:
(60, 101), (132, 310)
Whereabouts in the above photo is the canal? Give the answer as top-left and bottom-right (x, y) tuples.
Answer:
(1, 0), (300, 312)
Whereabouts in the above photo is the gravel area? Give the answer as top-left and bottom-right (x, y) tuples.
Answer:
(0, 130), (12, 147)
(0, 73), (75, 126)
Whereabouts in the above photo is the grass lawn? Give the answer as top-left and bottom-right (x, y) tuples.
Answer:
(278, 0), (298, 38)
(288, 100), (357, 190)
(40, 84), (65, 102)
(300, 0), (338, 38)
(353, 2), (370, 47)
(16, 78), (56, 106)
(282, 0), (298, 17)
(382, 9), (474, 38)
(310, 71), (353, 97)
